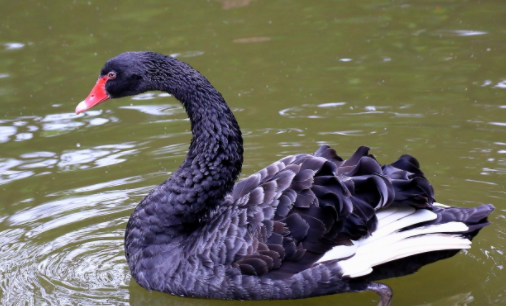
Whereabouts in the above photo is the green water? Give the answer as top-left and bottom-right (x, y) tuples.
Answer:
(1, 0), (505, 305)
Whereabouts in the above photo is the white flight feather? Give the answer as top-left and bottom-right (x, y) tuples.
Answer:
(433, 202), (450, 208)
(361, 209), (437, 245)
(355, 221), (468, 255)
(375, 206), (417, 229)
(316, 204), (471, 278)
(375, 206), (399, 221)
(317, 206), (433, 263)
(339, 234), (470, 278)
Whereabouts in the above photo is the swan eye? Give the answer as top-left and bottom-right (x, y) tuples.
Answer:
(108, 72), (116, 79)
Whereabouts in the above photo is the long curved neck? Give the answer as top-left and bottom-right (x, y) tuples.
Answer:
(148, 55), (243, 225)
(125, 54), (243, 281)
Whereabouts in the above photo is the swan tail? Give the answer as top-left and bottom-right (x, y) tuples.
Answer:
(316, 203), (493, 279)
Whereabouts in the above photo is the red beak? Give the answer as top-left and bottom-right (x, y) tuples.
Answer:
(75, 76), (110, 114)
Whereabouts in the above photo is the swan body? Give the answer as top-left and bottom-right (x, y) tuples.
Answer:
(76, 52), (493, 304)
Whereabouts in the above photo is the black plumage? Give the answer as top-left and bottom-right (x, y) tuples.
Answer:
(76, 52), (494, 305)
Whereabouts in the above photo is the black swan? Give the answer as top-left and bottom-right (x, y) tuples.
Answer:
(75, 52), (494, 306)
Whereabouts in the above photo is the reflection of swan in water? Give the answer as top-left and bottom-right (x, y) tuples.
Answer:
(77, 51), (493, 306)
(128, 279), (475, 306)
(128, 278), (353, 306)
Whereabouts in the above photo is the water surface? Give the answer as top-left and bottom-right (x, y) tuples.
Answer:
(1, 0), (505, 305)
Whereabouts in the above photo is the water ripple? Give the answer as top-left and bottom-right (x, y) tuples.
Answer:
(434, 30), (488, 37)
(0, 126), (17, 143)
(0, 142), (141, 185)
(0, 111), (120, 144)
(58, 143), (138, 170)
(279, 103), (423, 121)
(119, 104), (183, 116)
(0, 184), (154, 305)
(279, 102), (347, 118)
(3, 42), (25, 50)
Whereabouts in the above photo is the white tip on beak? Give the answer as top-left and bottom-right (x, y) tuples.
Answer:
(75, 100), (88, 115)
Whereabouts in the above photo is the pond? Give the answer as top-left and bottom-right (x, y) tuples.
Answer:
(0, 0), (505, 305)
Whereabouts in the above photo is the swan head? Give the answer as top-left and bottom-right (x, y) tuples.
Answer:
(76, 52), (154, 114)
(76, 51), (214, 115)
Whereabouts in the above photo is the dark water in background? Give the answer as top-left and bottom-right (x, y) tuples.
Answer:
(1, 0), (505, 305)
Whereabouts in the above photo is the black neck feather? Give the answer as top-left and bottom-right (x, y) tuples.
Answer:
(144, 53), (243, 225)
